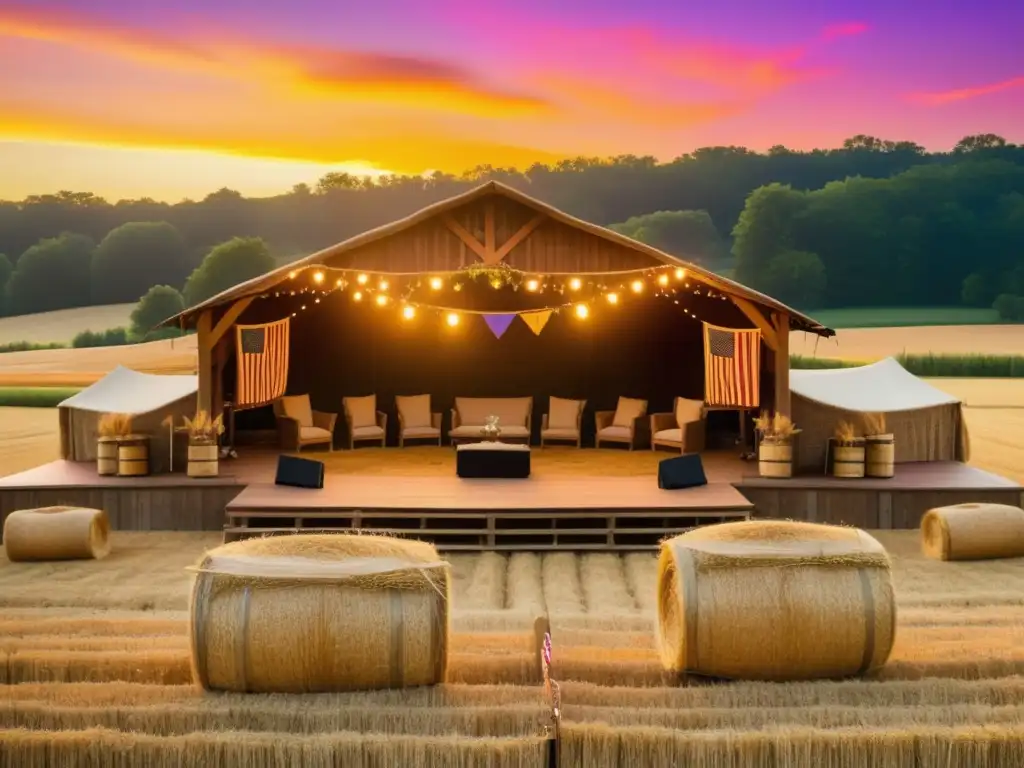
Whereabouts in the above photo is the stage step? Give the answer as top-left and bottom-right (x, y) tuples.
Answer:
(222, 508), (752, 549)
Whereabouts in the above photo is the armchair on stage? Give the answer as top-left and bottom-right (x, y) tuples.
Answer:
(396, 395), (443, 447)
(273, 395), (338, 452)
(595, 397), (649, 450)
(449, 397), (533, 444)
(650, 397), (707, 453)
(342, 395), (387, 449)
(541, 397), (586, 447)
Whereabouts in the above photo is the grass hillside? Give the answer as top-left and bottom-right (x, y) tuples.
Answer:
(0, 304), (137, 345)
(808, 307), (1001, 329)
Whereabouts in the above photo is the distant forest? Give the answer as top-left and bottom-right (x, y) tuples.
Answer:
(1, 133), (1022, 321)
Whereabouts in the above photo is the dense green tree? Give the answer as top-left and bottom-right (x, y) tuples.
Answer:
(961, 273), (992, 307)
(610, 210), (727, 266)
(91, 222), (189, 305)
(130, 285), (185, 336)
(731, 184), (808, 287)
(0, 253), (11, 315)
(183, 237), (275, 306)
(762, 250), (827, 309)
(993, 294), (1024, 322)
(6, 234), (94, 315)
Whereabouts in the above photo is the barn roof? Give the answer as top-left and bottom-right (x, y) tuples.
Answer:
(168, 180), (833, 336)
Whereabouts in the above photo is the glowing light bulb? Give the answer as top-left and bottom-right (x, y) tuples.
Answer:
(288, 270), (297, 279)
(569, 277), (582, 291)
(375, 294), (389, 306)
(378, 279), (389, 291)
(675, 267), (686, 280)
(657, 273), (669, 286)
(631, 280), (644, 294)
(313, 271), (324, 284)
(335, 278), (343, 287)
(429, 276), (443, 290)
(575, 304), (590, 319)
(525, 279), (540, 292)
(446, 312), (460, 327)
(353, 291), (363, 301)
(606, 292), (619, 305)
(402, 305), (416, 320)
(490, 279), (502, 290)
(356, 273), (368, 285)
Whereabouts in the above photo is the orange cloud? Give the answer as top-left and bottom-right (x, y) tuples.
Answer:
(909, 75), (1024, 106)
(0, 2), (548, 118)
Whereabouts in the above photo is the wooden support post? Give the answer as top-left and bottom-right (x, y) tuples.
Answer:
(773, 312), (791, 417)
(197, 310), (213, 414)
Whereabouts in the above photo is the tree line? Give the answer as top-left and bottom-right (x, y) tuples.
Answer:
(0, 133), (1020, 321)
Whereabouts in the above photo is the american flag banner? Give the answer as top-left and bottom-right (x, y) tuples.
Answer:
(235, 318), (290, 409)
(703, 322), (761, 408)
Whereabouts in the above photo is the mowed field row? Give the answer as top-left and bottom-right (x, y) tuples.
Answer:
(5, 530), (1024, 765)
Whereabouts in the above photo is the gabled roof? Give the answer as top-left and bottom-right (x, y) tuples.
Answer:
(58, 366), (198, 414)
(169, 181), (833, 336)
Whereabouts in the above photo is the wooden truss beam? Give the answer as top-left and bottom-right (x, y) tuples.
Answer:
(204, 296), (255, 354)
(730, 296), (778, 351)
(444, 212), (547, 265)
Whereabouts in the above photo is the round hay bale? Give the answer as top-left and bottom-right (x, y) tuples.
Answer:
(921, 503), (1024, 561)
(656, 520), (896, 681)
(3, 506), (111, 562)
(189, 533), (450, 693)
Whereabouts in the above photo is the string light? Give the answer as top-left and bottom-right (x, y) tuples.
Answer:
(525, 279), (540, 292)
(375, 294), (389, 306)
(313, 271), (324, 284)
(675, 267), (686, 280)
(631, 280), (644, 294)
(335, 278), (344, 287)
(429, 277), (443, 290)
(446, 312), (460, 327)
(353, 291), (363, 301)
(289, 270), (297, 279)
(606, 292), (619, 305)
(356, 273), (368, 285)
(568, 277), (582, 291)
(402, 305), (416, 320)
(574, 303), (590, 319)
(378, 279), (389, 291)
(657, 274), (669, 287)
(490, 279), (503, 290)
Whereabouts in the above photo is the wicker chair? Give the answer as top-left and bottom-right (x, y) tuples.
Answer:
(273, 395), (337, 452)
(595, 397), (649, 450)
(342, 395), (387, 449)
(540, 397), (586, 447)
(396, 394), (443, 447)
(650, 397), (707, 453)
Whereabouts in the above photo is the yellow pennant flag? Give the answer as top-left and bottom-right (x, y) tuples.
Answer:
(519, 309), (552, 336)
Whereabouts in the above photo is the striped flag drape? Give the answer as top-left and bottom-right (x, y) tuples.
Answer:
(703, 322), (761, 408)
(235, 318), (290, 409)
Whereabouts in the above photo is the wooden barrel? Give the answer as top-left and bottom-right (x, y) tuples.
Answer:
(117, 435), (149, 477)
(96, 437), (119, 476)
(865, 434), (895, 478)
(833, 441), (865, 479)
(187, 443), (219, 478)
(758, 441), (793, 478)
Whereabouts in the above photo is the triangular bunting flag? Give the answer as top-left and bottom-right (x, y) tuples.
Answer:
(519, 310), (552, 336)
(483, 314), (515, 339)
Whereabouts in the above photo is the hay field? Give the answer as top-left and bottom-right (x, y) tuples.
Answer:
(0, 304), (138, 346)
(4, 532), (1024, 765)
(0, 408), (59, 478)
(791, 324), (1024, 361)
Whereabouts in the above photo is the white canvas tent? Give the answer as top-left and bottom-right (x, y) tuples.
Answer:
(59, 366), (198, 474)
(790, 357), (970, 472)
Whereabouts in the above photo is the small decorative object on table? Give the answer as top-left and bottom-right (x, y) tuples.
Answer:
(862, 412), (894, 479)
(754, 411), (799, 478)
(184, 410), (225, 478)
(480, 414), (502, 442)
(831, 421), (866, 478)
(96, 413), (132, 476)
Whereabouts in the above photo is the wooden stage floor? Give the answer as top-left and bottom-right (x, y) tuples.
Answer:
(0, 447), (1020, 549)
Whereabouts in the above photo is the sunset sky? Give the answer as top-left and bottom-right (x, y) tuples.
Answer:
(0, 0), (1021, 201)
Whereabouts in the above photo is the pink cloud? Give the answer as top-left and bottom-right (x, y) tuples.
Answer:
(821, 22), (870, 41)
(909, 75), (1024, 106)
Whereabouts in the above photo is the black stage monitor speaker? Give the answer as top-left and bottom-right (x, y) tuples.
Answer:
(658, 453), (708, 490)
(275, 455), (325, 489)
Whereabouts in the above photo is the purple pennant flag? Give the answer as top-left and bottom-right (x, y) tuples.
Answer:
(483, 314), (515, 339)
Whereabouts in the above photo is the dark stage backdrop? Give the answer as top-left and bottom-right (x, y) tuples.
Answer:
(226, 289), (776, 446)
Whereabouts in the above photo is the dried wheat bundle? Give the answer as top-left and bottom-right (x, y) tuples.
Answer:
(922, 503), (1024, 561)
(656, 520), (896, 681)
(97, 413), (132, 438)
(183, 410), (224, 445)
(3, 506), (111, 562)
(862, 412), (888, 437)
(754, 411), (798, 443)
(189, 533), (451, 693)
(833, 420), (861, 445)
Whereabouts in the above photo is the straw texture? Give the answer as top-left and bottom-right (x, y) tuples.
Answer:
(188, 534), (450, 693)
(3, 507), (110, 562)
(656, 520), (896, 681)
(921, 503), (1024, 561)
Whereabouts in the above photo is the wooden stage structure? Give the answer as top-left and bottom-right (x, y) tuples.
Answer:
(0, 450), (1020, 551)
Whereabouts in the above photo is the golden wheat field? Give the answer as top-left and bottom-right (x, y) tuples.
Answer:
(3, 531), (1024, 765)
(0, 305), (140, 346)
(790, 324), (1024, 361)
